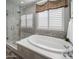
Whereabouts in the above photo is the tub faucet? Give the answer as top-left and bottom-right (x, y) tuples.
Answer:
(63, 45), (73, 58)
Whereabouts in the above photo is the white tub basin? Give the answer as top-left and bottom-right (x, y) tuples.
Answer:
(27, 35), (72, 53)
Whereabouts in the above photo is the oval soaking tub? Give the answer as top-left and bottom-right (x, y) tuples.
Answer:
(27, 35), (72, 53)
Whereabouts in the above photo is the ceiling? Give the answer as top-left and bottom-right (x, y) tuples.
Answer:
(6, 0), (58, 6)
(6, 0), (41, 5)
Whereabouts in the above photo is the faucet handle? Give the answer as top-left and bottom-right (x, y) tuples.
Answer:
(63, 52), (73, 59)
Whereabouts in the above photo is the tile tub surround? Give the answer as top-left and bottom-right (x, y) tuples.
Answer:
(6, 44), (23, 59)
(6, 37), (72, 59)
(6, 39), (24, 59)
(16, 38), (72, 59)
(21, 32), (33, 39)
(7, 40), (50, 59)
(35, 29), (66, 39)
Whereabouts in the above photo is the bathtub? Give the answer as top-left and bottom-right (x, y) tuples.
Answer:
(27, 35), (72, 53)
(16, 34), (73, 59)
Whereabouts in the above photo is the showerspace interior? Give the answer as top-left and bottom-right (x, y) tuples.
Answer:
(6, 0), (73, 59)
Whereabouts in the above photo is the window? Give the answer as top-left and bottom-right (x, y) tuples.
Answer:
(37, 11), (48, 29)
(27, 14), (33, 28)
(21, 14), (33, 28)
(21, 15), (27, 28)
(49, 8), (64, 31)
(37, 8), (64, 31)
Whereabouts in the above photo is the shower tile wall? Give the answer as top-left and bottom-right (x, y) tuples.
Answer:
(6, 0), (20, 42)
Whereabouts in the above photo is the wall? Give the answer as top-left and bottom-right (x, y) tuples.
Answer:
(21, 1), (70, 39)
(6, 0), (20, 42)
